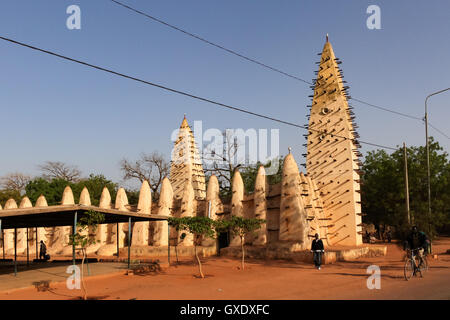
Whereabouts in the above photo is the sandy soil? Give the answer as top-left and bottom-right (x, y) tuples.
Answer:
(0, 237), (449, 300)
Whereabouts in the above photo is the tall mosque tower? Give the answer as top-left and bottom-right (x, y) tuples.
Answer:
(169, 115), (206, 200)
(306, 36), (363, 246)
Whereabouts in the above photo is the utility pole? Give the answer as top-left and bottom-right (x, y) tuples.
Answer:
(425, 87), (450, 235)
(403, 143), (411, 225)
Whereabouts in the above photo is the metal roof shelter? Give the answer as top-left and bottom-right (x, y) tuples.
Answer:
(0, 205), (169, 275)
(0, 205), (168, 229)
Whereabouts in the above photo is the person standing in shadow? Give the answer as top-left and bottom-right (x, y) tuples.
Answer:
(39, 240), (47, 260)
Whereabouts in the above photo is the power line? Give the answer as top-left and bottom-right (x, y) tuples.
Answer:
(0, 35), (398, 151)
(429, 123), (450, 140)
(109, 0), (449, 140)
(350, 99), (449, 140)
(350, 98), (422, 121)
(109, 0), (312, 85)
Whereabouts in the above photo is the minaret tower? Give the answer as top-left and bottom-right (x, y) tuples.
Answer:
(170, 115), (206, 200)
(306, 35), (362, 246)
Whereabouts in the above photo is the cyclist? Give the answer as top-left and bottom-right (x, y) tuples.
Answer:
(405, 226), (429, 261)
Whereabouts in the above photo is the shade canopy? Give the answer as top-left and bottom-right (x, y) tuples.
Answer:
(0, 205), (167, 229)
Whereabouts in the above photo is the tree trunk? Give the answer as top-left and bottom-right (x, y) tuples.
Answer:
(81, 248), (87, 300)
(240, 236), (245, 270)
(194, 245), (204, 278)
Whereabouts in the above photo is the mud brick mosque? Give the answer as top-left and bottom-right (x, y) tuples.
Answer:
(0, 38), (365, 259)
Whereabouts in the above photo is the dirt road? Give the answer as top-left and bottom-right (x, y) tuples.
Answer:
(0, 238), (449, 300)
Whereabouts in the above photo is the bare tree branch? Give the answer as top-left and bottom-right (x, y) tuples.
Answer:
(38, 161), (82, 182)
(202, 131), (242, 196)
(120, 151), (169, 197)
(0, 172), (32, 193)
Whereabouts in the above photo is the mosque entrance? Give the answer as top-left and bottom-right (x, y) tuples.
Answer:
(217, 231), (229, 255)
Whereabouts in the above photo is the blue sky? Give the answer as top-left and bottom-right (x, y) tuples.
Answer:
(0, 0), (449, 187)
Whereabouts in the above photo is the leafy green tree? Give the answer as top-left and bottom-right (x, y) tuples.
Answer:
(25, 174), (117, 206)
(226, 216), (265, 270)
(0, 189), (21, 207)
(25, 178), (73, 205)
(204, 156), (284, 201)
(362, 137), (450, 238)
(168, 216), (222, 278)
(125, 189), (140, 206)
(69, 210), (105, 300)
(361, 149), (404, 230)
(240, 157), (284, 194)
(75, 174), (118, 206)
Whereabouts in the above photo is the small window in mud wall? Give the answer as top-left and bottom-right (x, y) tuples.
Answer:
(320, 107), (331, 115)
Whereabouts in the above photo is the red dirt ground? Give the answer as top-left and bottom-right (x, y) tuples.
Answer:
(1, 237), (449, 300)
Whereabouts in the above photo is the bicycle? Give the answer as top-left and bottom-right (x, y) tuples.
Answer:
(404, 248), (427, 281)
(420, 251), (429, 273)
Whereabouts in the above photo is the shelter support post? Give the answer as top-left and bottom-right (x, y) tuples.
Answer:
(14, 228), (17, 276)
(128, 217), (131, 270)
(116, 223), (119, 259)
(26, 228), (29, 267)
(2, 229), (4, 260)
(35, 228), (38, 260)
(73, 211), (77, 267)
(168, 222), (170, 265)
(0, 219), (2, 260)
